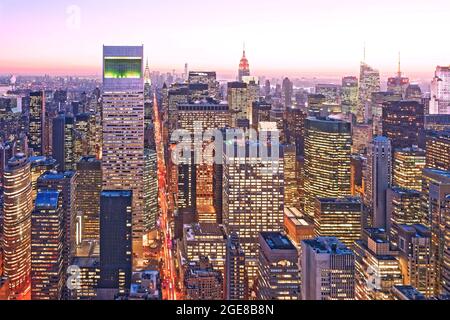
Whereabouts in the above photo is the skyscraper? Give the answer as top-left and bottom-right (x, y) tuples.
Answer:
(387, 53), (410, 97)
(421, 169), (450, 295)
(37, 170), (77, 284)
(393, 146), (426, 192)
(303, 117), (352, 218)
(301, 237), (355, 300)
(256, 232), (300, 300)
(223, 141), (284, 282)
(227, 82), (249, 126)
(425, 131), (450, 171)
(31, 190), (64, 300)
(184, 256), (224, 300)
(358, 62), (380, 123)
(354, 228), (403, 300)
(382, 101), (425, 150)
(283, 144), (299, 208)
(76, 156), (102, 241)
(29, 156), (57, 201)
(430, 66), (450, 114)
(3, 154), (32, 297)
(387, 187), (422, 246)
(99, 190), (133, 294)
(314, 197), (362, 248)
(238, 48), (250, 82)
(341, 76), (358, 114)
(182, 223), (227, 273)
(225, 233), (248, 300)
(102, 46), (145, 256)
(282, 77), (293, 109)
(316, 84), (341, 105)
(143, 148), (159, 234)
(28, 91), (47, 156)
(397, 224), (435, 297)
(365, 136), (392, 229)
(52, 113), (76, 171)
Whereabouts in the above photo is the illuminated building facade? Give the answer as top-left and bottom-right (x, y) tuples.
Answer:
(143, 148), (158, 233)
(174, 102), (231, 209)
(358, 62), (380, 123)
(225, 233), (248, 300)
(352, 122), (372, 154)
(283, 144), (299, 208)
(341, 76), (358, 114)
(382, 100), (425, 150)
(387, 187), (422, 247)
(3, 154), (32, 296)
(188, 71), (220, 99)
(37, 171), (77, 282)
(69, 257), (100, 300)
(28, 91), (47, 156)
(282, 77), (293, 109)
(223, 141), (284, 282)
(370, 91), (401, 136)
(99, 190), (132, 294)
(256, 232), (300, 300)
(397, 224), (435, 297)
(430, 66), (450, 115)
(184, 257), (223, 300)
(238, 49), (250, 82)
(354, 228), (403, 300)
(29, 156), (57, 201)
(285, 107), (307, 155)
(316, 84), (341, 105)
(304, 117), (352, 218)
(182, 223), (227, 273)
(365, 136), (392, 229)
(31, 190), (64, 300)
(314, 197), (362, 248)
(52, 113), (76, 171)
(102, 46), (145, 254)
(301, 237), (355, 300)
(76, 156), (102, 241)
(227, 82), (249, 126)
(306, 94), (326, 117)
(393, 146), (426, 192)
(252, 101), (272, 129)
(425, 131), (450, 171)
(443, 196), (450, 295)
(423, 170), (450, 295)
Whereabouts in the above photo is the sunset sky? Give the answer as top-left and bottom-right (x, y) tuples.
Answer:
(0, 0), (449, 79)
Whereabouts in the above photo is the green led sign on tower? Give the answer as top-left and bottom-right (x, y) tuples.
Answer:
(104, 56), (142, 79)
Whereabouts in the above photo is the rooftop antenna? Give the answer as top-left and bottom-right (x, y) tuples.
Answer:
(363, 42), (366, 63)
(397, 51), (402, 77)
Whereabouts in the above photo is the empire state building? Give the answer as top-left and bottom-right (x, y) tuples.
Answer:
(238, 47), (250, 82)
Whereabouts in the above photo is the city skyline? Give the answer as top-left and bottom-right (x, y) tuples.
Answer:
(1, 0), (450, 79)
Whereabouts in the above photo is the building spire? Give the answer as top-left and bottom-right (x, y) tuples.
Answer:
(397, 51), (402, 77)
(363, 42), (366, 63)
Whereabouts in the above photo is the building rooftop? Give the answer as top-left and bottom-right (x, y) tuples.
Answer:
(260, 232), (296, 250)
(303, 237), (352, 255)
(393, 285), (426, 300)
(101, 190), (132, 198)
(39, 170), (76, 180)
(29, 156), (57, 167)
(316, 197), (362, 204)
(35, 190), (60, 209)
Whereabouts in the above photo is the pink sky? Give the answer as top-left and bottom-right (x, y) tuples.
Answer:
(0, 0), (449, 80)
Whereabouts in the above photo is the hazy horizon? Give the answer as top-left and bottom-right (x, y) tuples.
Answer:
(1, 0), (449, 82)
